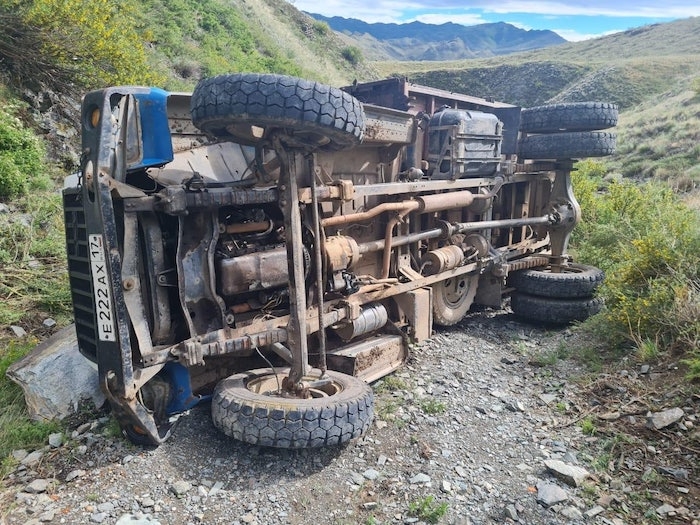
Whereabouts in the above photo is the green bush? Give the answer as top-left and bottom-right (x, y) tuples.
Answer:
(341, 46), (363, 65)
(312, 20), (331, 36)
(0, 106), (48, 199)
(571, 161), (700, 374)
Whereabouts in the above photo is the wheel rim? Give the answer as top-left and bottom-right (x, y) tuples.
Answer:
(438, 276), (476, 307)
(246, 373), (342, 399)
(224, 122), (333, 148)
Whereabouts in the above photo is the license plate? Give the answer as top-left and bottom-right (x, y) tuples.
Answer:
(88, 234), (116, 342)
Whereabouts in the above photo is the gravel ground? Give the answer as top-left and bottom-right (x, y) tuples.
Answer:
(2, 308), (698, 525)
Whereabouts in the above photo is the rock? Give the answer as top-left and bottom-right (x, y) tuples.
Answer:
(363, 468), (379, 480)
(409, 473), (431, 484)
(561, 506), (583, 520)
(536, 482), (568, 507)
(505, 504), (519, 520)
(65, 470), (86, 482)
(25, 479), (51, 493)
(544, 459), (590, 487)
(538, 394), (557, 405)
(170, 480), (192, 496)
(11, 449), (28, 462)
(647, 408), (684, 430)
(48, 433), (63, 448)
(6, 325), (106, 421)
(656, 503), (676, 516)
(42, 318), (56, 328)
(21, 450), (44, 467)
(584, 505), (605, 518)
(656, 466), (688, 480)
(115, 515), (162, 525)
(10, 325), (27, 338)
(208, 481), (224, 496)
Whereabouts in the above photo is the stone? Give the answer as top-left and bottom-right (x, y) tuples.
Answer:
(584, 505), (605, 518)
(647, 408), (684, 430)
(10, 325), (27, 338)
(115, 515), (162, 525)
(11, 449), (28, 462)
(656, 503), (676, 516)
(544, 459), (590, 487)
(409, 473), (431, 484)
(6, 325), (106, 421)
(504, 504), (519, 520)
(48, 433), (63, 448)
(42, 318), (56, 328)
(65, 470), (86, 482)
(21, 450), (44, 467)
(25, 479), (50, 493)
(538, 394), (557, 405)
(363, 468), (380, 480)
(170, 480), (192, 496)
(208, 481), (224, 496)
(536, 482), (568, 507)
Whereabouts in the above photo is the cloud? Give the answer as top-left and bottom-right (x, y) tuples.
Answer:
(289, 0), (700, 20)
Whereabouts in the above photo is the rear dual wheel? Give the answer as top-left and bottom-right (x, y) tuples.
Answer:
(509, 263), (604, 324)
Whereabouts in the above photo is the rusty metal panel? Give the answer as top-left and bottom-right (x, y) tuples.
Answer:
(362, 104), (417, 144)
(394, 288), (433, 342)
(326, 335), (406, 383)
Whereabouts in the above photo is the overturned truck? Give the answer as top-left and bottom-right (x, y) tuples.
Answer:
(63, 74), (616, 446)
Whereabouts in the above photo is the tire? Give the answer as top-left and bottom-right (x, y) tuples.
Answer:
(518, 131), (616, 160)
(432, 275), (479, 326)
(510, 293), (603, 325)
(211, 368), (374, 448)
(191, 73), (365, 151)
(520, 102), (618, 133)
(508, 263), (604, 299)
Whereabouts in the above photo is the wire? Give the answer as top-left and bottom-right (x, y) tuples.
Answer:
(254, 344), (282, 395)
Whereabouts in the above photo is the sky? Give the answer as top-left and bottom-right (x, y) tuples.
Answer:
(287, 1), (700, 41)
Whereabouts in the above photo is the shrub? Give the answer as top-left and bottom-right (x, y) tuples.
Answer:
(312, 20), (331, 36)
(341, 46), (363, 65)
(571, 164), (700, 372)
(12, 0), (164, 88)
(0, 105), (48, 199)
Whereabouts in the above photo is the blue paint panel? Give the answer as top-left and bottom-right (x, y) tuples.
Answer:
(131, 87), (174, 170)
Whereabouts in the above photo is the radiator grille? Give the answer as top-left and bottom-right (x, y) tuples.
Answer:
(63, 190), (97, 362)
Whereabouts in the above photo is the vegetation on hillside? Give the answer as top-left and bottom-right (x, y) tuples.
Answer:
(571, 161), (700, 377)
(0, 0), (163, 91)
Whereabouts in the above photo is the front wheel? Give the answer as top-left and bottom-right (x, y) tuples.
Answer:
(211, 368), (373, 448)
(190, 73), (365, 151)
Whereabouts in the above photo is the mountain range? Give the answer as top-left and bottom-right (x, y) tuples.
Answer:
(307, 14), (566, 61)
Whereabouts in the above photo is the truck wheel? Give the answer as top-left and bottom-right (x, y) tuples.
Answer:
(211, 368), (373, 448)
(432, 275), (478, 326)
(517, 131), (616, 160)
(507, 263), (604, 299)
(520, 102), (618, 133)
(191, 73), (365, 151)
(510, 292), (603, 325)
